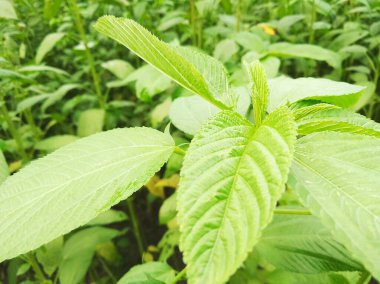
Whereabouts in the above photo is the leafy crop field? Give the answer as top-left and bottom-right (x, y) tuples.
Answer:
(1, 0), (380, 283)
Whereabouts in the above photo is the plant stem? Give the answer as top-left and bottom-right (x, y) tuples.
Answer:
(97, 255), (117, 283)
(24, 109), (40, 141)
(189, 0), (197, 46)
(27, 252), (46, 282)
(170, 267), (187, 284)
(274, 208), (311, 215)
(127, 198), (145, 256)
(308, 0), (316, 44)
(67, 0), (104, 108)
(236, 0), (242, 32)
(0, 102), (28, 162)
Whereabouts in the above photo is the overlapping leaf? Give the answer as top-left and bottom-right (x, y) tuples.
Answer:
(257, 214), (363, 273)
(0, 127), (174, 262)
(178, 107), (297, 284)
(289, 132), (380, 280)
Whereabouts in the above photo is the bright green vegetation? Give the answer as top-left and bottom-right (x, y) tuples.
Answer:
(1, 1), (380, 283)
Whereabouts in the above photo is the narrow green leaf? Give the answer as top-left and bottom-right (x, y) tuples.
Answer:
(0, 127), (174, 262)
(267, 42), (341, 68)
(35, 135), (79, 153)
(59, 227), (119, 284)
(289, 132), (380, 280)
(245, 60), (269, 126)
(94, 16), (231, 110)
(118, 262), (176, 284)
(87, 209), (128, 226)
(41, 84), (80, 111)
(257, 214), (363, 273)
(35, 32), (65, 64)
(77, 109), (105, 137)
(178, 107), (297, 283)
(18, 65), (69, 76)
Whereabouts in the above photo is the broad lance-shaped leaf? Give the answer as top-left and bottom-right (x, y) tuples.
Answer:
(94, 16), (232, 110)
(257, 214), (363, 274)
(294, 107), (380, 137)
(289, 132), (380, 280)
(178, 107), (297, 284)
(245, 60), (269, 126)
(0, 127), (174, 262)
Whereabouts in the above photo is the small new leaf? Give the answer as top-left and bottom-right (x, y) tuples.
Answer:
(245, 60), (269, 126)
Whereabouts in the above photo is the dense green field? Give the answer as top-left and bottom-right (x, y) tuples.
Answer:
(1, 0), (380, 283)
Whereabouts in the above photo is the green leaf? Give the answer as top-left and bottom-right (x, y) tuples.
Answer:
(77, 109), (105, 137)
(35, 32), (65, 64)
(289, 132), (380, 280)
(18, 65), (69, 76)
(35, 135), (79, 153)
(178, 107), (297, 283)
(266, 43), (341, 68)
(0, 0), (17, 19)
(94, 16), (231, 110)
(213, 39), (239, 63)
(169, 87), (250, 135)
(159, 192), (177, 225)
(295, 107), (380, 137)
(0, 151), (9, 185)
(41, 84), (80, 111)
(87, 209), (128, 226)
(16, 263), (31, 276)
(245, 60), (269, 126)
(17, 94), (50, 113)
(268, 76), (365, 112)
(257, 214), (363, 273)
(0, 127), (174, 262)
(0, 68), (34, 83)
(36, 237), (63, 276)
(59, 227), (119, 284)
(175, 46), (234, 106)
(118, 262), (176, 284)
(101, 59), (135, 79)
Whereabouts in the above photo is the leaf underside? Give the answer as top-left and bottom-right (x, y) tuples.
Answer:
(94, 16), (231, 110)
(178, 107), (297, 284)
